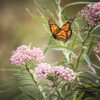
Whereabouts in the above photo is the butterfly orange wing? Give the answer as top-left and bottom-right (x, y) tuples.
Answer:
(60, 17), (75, 41)
(55, 17), (75, 42)
(61, 16), (75, 31)
(56, 29), (72, 42)
(48, 18), (60, 38)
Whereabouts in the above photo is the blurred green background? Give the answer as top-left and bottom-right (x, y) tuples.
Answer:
(0, 0), (99, 100)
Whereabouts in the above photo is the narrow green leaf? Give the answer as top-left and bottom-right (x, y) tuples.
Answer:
(93, 41), (100, 44)
(78, 81), (96, 87)
(54, 46), (77, 58)
(0, 68), (19, 72)
(61, 83), (67, 96)
(62, 2), (95, 13)
(90, 35), (100, 38)
(92, 64), (100, 70)
(77, 92), (84, 100)
(13, 93), (25, 100)
(0, 83), (34, 93)
(90, 25), (100, 34)
(78, 75), (96, 84)
(19, 87), (36, 100)
(83, 54), (96, 74)
(95, 54), (100, 62)
(26, 8), (47, 24)
(83, 54), (91, 66)
(73, 91), (78, 100)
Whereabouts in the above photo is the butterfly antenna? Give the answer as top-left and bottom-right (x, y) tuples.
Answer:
(69, 16), (76, 24)
(64, 16), (68, 21)
(71, 16), (76, 22)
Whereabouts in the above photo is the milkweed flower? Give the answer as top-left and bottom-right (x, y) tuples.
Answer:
(35, 63), (76, 82)
(31, 47), (45, 63)
(35, 63), (53, 78)
(93, 44), (100, 54)
(54, 66), (76, 82)
(79, 2), (100, 26)
(10, 45), (45, 66)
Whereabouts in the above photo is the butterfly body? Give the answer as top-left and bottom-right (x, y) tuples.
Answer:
(48, 17), (75, 42)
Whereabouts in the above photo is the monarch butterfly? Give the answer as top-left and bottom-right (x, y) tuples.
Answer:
(48, 16), (75, 42)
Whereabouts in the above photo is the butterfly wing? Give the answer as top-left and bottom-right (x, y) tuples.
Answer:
(55, 30), (68, 42)
(60, 16), (75, 41)
(48, 18), (60, 38)
(61, 16), (75, 31)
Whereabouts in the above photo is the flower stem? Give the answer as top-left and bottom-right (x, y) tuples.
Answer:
(57, 0), (63, 26)
(87, 36), (95, 55)
(25, 64), (46, 100)
(75, 27), (94, 70)
(69, 31), (78, 63)
(53, 80), (65, 100)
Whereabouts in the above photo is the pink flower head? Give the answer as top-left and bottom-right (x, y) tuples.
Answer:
(54, 66), (76, 82)
(35, 64), (76, 82)
(35, 63), (53, 78)
(10, 52), (26, 66)
(31, 47), (45, 63)
(93, 44), (100, 54)
(10, 45), (45, 66)
(79, 2), (100, 26)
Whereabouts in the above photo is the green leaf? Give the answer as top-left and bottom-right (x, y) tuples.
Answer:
(54, 46), (77, 58)
(13, 93), (25, 100)
(73, 91), (78, 100)
(43, 37), (53, 54)
(0, 83), (34, 93)
(83, 54), (91, 66)
(19, 87), (36, 100)
(0, 68), (19, 72)
(78, 81), (96, 87)
(0, 77), (32, 89)
(26, 8), (47, 24)
(60, 83), (67, 96)
(78, 75), (96, 84)
(95, 54), (100, 62)
(83, 54), (96, 74)
(34, 0), (55, 17)
(77, 92), (84, 100)
(92, 64), (100, 70)
(93, 41), (100, 44)
(82, 71), (97, 78)
(90, 35), (100, 38)
(73, 91), (84, 100)
(62, 2), (95, 13)
(90, 25), (100, 35)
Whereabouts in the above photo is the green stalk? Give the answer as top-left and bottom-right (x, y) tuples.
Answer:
(57, 0), (63, 26)
(43, 37), (53, 54)
(53, 79), (65, 100)
(75, 27), (94, 70)
(25, 64), (46, 100)
(69, 32), (78, 63)
(87, 36), (95, 55)
(64, 85), (71, 100)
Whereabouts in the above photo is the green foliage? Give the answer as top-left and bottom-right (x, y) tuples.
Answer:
(0, 0), (100, 100)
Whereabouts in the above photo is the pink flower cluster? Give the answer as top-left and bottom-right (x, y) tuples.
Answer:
(54, 66), (76, 82)
(35, 63), (76, 82)
(93, 44), (100, 54)
(10, 45), (44, 66)
(79, 2), (100, 26)
(35, 63), (53, 78)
